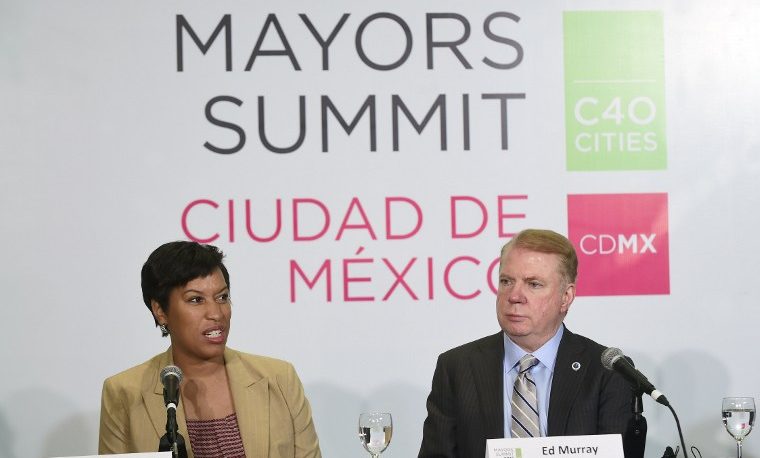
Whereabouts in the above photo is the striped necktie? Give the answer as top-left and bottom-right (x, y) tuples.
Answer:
(510, 354), (540, 438)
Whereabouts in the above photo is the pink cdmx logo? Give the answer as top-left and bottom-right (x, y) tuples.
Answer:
(567, 193), (669, 296)
(579, 233), (657, 255)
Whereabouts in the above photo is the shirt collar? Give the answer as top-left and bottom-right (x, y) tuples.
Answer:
(503, 324), (564, 372)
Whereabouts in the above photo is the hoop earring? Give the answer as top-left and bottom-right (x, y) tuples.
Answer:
(159, 323), (170, 337)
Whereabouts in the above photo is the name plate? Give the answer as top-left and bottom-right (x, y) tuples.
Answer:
(486, 434), (623, 458)
(51, 453), (171, 458)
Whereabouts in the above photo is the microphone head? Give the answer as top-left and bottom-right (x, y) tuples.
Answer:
(601, 347), (625, 370)
(160, 365), (184, 384)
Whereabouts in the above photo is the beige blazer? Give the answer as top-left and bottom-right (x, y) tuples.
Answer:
(99, 347), (321, 458)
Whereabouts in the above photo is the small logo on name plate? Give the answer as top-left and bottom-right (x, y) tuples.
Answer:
(492, 447), (523, 458)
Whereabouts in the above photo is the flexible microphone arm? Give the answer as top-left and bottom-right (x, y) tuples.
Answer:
(665, 403), (689, 458)
(601, 348), (690, 457)
(601, 347), (669, 406)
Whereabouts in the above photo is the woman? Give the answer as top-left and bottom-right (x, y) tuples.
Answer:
(99, 241), (322, 458)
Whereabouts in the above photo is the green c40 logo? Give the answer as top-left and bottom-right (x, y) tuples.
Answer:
(564, 11), (666, 171)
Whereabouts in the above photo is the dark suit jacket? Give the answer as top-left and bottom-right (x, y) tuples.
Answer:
(418, 327), (632, 458)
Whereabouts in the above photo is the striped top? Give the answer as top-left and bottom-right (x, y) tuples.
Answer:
(186, 413), (246, 458)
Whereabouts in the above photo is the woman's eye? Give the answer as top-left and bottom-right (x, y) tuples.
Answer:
(188, 296), (203, 304)
(216, 294), (230, 303)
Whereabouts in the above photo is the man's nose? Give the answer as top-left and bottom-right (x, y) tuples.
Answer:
(509, 283), (526, 304)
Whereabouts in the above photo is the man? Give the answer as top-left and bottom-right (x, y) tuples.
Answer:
(418, 229), (633, 458)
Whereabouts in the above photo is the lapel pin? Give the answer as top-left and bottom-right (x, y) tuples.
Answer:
(571, 362), (581, 371)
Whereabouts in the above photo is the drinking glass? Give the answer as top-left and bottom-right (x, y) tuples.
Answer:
(722, 397), (755, 458)
(358, 412), (393, 458)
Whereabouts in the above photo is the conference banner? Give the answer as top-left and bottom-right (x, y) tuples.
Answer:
(2, 2), (758, 457)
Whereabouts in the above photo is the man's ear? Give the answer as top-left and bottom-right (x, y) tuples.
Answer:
(560, 283), (576, 314)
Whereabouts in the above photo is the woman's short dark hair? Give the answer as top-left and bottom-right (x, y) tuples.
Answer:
(141, 241), (230, 330)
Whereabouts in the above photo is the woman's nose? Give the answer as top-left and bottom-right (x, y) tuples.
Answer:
(207, 301), (223, 320)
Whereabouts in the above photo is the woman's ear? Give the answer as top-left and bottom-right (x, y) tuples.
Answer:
(151, 300), (167, 325)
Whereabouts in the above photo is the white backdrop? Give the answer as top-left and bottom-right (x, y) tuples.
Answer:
(2, 1), (760, 457)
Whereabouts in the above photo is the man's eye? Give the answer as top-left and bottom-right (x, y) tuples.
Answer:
(529, 281), (542, 288)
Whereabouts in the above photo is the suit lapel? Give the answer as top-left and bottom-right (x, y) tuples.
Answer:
(472, 332), (506, 439)
(225, 348), (269, 458)
(547, 328), (589, 436)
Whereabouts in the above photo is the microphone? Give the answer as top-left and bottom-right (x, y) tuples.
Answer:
(160, 365), (183, 411)
(158, 365), (187, 458)
(601, 347), (669, 406)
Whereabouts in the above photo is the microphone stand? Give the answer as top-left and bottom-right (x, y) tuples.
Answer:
(623, 388), (647, 458)
(159, 430), (187, 458)
(158, 399), (188, 457)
